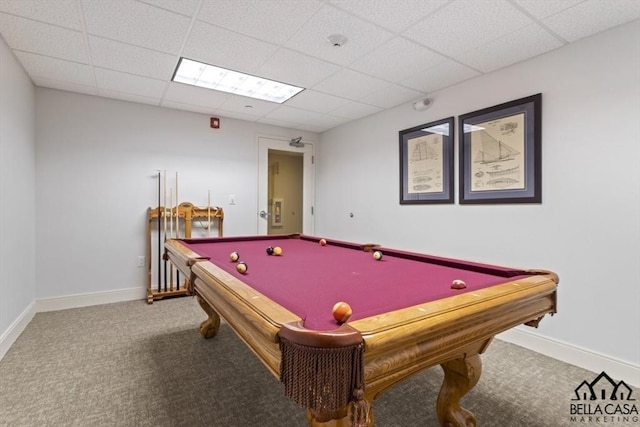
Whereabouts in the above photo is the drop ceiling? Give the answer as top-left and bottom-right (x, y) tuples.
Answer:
(1, 0), (638, 133)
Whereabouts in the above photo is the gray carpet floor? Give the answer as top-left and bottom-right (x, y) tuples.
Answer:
(0, 298), (637, 426)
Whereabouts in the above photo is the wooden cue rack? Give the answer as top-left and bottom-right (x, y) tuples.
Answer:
(146, 202), (224, 304)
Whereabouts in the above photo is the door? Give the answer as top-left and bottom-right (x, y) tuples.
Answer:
(258, 136), (314, 235)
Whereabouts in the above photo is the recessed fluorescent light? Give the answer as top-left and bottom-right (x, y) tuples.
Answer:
(172, 58), (304, 104)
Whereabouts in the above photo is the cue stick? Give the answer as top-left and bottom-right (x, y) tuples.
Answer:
(208, 190), (211, 237)
(175, 172), (179, 238)
(175, 172), (180, 288)
(169, 187), (174, 290)
(163, 170), (167, 292)
(157, 170), (161, 294)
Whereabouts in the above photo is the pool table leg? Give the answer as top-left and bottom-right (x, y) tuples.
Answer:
(436, 354), (481, 427)
(305, 397), (375, 426)
(196, 295), (220, 339)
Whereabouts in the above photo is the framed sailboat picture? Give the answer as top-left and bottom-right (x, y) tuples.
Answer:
(399, 117), (455, 204)
(459, 94), (542, 204)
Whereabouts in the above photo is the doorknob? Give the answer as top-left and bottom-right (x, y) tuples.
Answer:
(259, 210), (271, 219)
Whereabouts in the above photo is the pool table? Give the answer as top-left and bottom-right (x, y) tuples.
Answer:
(164, 234), (558, 426)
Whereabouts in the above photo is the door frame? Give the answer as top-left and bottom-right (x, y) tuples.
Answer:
(257, 135), (315, 235)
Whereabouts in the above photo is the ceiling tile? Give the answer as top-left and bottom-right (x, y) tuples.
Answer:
(310, 114), (354, 129)
(137, 0), (201, 17)
(88, 36), (176, 80)
(256, 48), (341, 88)
(459, 23), (564, 73)
(264, 105), (333, 124)
(257, 115), (304, 129)
(0, 13), (87, 62)
(404, 0), (534, 56)
(292, 123), (334, 133)
(284, 4), (394, 66)
(329, 101), (383, 120)
(542, 0), (640, 42)
(329, 0), (448, 33)
(512, 0), (583, 20)
(349, 36), (446, 82)
(198, 0), (324, 45)
(82, 0), (190, 54)
(161, 100), (218, 116)
(312, 68), (391, 100)
(32, 76), (97, 96)
(284, 90), (350, 114)
(214, 108), (263, 122)
(0, 0), (82, 29)
(15, 51), (94, 86)
(163, 82), (231, 109)
(98, 89), (160, 106)
(401, 59), (480, 93)
(182, 21), (279, 74)
(218, 95), (281, 116)
(358, 82), (424, 109)
(94, 67), (166, 98)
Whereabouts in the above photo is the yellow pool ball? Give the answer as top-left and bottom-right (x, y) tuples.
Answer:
(236, 262), (247, 274)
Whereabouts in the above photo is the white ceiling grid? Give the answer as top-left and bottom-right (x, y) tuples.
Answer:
(0, 0), (638, 133)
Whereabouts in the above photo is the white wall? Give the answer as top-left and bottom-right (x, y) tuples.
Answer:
(35, 90), (317, 300)
(0, 36), (36, 356)
(317, 21), (640, 368)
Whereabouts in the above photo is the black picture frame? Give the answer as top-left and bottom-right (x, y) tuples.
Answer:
(459, 94), (542, 204)
(399, 117), (455, 204)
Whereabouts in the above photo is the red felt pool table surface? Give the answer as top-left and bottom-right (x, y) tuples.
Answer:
(180, 234), (531, 330)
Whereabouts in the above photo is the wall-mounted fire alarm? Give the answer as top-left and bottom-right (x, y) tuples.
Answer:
(210, 117), (220, 129)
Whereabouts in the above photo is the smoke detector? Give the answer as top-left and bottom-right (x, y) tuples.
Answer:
(412, 98), (433, 111)
(326, 34), (348, 47)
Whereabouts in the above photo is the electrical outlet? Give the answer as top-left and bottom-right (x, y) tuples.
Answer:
(137, 256), (145, 267)
(229, 194), (236, 205)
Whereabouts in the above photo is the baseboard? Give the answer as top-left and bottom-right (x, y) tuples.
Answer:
(36, 287), (146, 312)
(0, 300), (37, 360)
(498, 327), (640, 388)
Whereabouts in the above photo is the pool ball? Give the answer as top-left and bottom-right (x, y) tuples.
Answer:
(266, 246), (274, 255)
(319, 238), (327, 246)
(332, 301), (352, 323)
(236, 262), (247, 274)
(451, 279), (466, 289)
(230, 252), (239, 262)
(373, 251), (383, 260)
(273, 246), (283, 256)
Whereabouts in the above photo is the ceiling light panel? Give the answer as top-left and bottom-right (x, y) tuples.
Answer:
(172, 58), (304, 103)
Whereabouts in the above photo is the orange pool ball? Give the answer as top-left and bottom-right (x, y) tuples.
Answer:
(272, 246), (283, 256)
(319, 238), (327, 246)
(332, 301), (352, 324)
